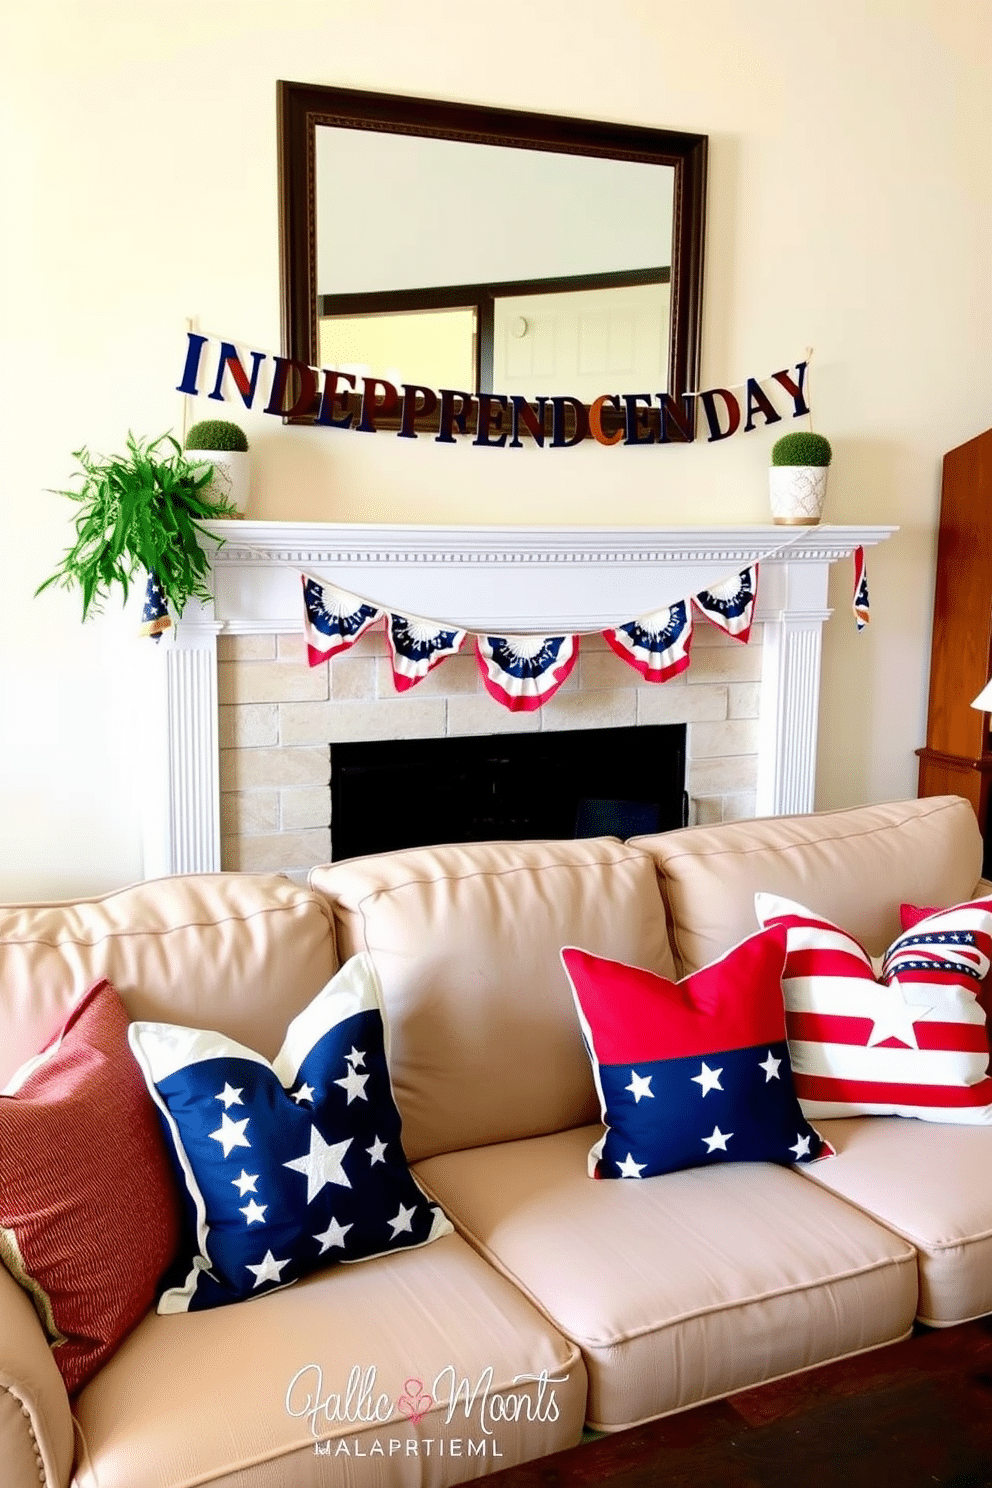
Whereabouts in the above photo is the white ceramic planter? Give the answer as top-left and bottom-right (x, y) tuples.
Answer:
(187, 450), (250, 515)
(769, 465), (828, 525)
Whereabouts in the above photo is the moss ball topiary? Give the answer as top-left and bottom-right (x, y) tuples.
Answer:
(771, 431), (832, 467)
(184, 420), (249, 453)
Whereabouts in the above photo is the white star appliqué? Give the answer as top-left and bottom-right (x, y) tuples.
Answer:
(314, 1216), (353, 1253)
(366, 1137), (388, 1165)
(790, 1133), (812, 1160)
(626, 1070), (655, 1103)
(245, 1251), (290, 1289)
(389, 1204), (417, 1239)
(215, 1083), (244, 1108)
(284, 1127), (353, 1202)
(702, 1126), (732, 1153)
(291, 1083), (315, 1105)
(209, 1113), (251, 1157)
(691, 1061), (724, 1096)
(334, 1066), (370, 1104)
(759, 1051), (782, 1082)
(344, 1047), (366, 1068)
(865, 980), (933, 1049)
(617, 1152), (646, 1178)
(231, 1170), (258, 1196)
(240, 1199), (267, 1225)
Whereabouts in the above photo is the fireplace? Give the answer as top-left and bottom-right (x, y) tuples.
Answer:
(138, 521), (896, 880)
(329, 724), (686, 861)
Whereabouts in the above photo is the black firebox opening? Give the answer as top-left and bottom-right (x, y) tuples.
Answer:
(329, 724), (686, 862)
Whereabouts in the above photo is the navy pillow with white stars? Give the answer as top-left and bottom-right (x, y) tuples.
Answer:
(128, 954), (451, 1312)
(561, 929), (832, 1180)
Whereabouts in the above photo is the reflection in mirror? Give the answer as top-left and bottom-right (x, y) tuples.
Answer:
(315, 129), (674, 397)
(278, 84), (707, 425)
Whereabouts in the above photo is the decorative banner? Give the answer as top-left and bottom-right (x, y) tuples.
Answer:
(177, 331), (812, 451)
(692, 566), (757, 643)
(475, 634), (579, 712)
(302, 574), (380, 665)
(853, 546), (871, 631)
(296, 552), (870, 710)
(139, 571), (172, 643)
(603, 603), (693, 683)
(386, 613), (467, 691)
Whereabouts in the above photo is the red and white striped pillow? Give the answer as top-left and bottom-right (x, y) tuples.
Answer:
(755, 893), (992, 1123)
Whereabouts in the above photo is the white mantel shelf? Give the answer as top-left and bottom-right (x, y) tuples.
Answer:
(144, 522), (896, 878)
(198, 521), (897, 634)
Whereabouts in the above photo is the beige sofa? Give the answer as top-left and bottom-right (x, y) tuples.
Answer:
(3, 794), (991, 1488)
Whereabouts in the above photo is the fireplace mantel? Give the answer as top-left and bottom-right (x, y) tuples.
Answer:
(141, 522), (896, 877)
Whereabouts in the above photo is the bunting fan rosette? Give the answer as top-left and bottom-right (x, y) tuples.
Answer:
(692, 566), (758, 643)
(302, 575), (381, 666)
(603, 601), (693, 683)
(475, 634), (578, 712)
(386, 614), (467, 691)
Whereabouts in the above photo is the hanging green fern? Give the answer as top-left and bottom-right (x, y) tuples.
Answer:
(36, 431), (239, 621)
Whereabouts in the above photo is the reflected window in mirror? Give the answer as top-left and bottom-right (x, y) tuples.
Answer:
(279, 84), (706, 425)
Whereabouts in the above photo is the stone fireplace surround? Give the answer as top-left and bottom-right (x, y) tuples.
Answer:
(139, 522), (895, 880)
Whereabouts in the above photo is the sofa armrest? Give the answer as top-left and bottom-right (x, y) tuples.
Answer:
(0, 1265), (74, 1488)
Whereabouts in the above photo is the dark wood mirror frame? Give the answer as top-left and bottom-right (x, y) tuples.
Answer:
(277, 81), (707, 431)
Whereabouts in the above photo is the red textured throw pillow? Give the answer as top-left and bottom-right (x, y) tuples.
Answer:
(0, 980), (180, 1393)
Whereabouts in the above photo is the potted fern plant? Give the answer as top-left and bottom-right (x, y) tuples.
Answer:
(184, 418), (250, 514)
(36, 431), (239, 624)
(769, 431), (832, 525)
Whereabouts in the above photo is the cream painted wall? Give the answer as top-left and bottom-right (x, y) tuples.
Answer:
(1, 0), (990, 899)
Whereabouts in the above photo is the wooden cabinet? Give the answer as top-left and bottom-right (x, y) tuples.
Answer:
(917, 427), (992, 869)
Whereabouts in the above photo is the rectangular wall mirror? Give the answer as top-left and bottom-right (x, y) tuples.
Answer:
(278, 82), (707, 422)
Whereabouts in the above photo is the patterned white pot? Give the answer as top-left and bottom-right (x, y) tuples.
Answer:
(187, 450), (249, 515)
(769, 465), (827, 525)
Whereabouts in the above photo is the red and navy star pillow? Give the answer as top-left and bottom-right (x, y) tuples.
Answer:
(128, 954), (451, 1312)
(561, 927), (832, 1179)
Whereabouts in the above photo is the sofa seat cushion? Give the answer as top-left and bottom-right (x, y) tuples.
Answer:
(310, 838), (675, 1161)
(801, 1117), (992, 1326)
(635, 796), (984, 976)
(414, 1126), (918, 1432)
(71, 1233), (585, 1488)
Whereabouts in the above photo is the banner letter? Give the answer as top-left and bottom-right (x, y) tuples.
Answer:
(315, 369), (356, 430)
(398, 384), (438, 440)
(623, 394), (656, 445)
(589, 395), (623, 447)
(743, 378), (783, 432)
(770, 361), (810, 418)
(264, 357), (319, 419)
(358, 378), (400, 434)
(699, 388), (741, 442)
(551, 397), (589, 448)
(509, 397), (547, 447)
(209, 341), (267, 409)
(473, 394), (509, 448)
(658, 393), (696, 444)
(176, 332), (209, 396)
(436, 389), (476, 444)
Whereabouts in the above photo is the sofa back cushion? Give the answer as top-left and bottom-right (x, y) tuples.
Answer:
(309, 838), (676, 1161)
(0, 875), (338, 1089)
(634, 795), (983, 977)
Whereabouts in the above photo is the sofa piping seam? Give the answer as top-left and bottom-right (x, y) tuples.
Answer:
(654, 797), (965, 868)
(0, 900), (331, 953)
(319, 845), (656, 915)
(1, 1380), (48, 1486)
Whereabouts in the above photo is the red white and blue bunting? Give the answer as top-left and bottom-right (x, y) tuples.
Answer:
(852, 545), (871, 631)
(603, 602), (694, 683)
(301, 566), (762, 713)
